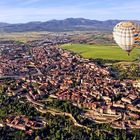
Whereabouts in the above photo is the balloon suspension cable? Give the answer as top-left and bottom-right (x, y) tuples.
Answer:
(127, 50), (131, 56)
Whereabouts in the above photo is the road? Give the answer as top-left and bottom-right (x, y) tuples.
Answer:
(35, 106), (91, 131)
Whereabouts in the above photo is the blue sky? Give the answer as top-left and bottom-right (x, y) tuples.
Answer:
(0, 0), (140, 23)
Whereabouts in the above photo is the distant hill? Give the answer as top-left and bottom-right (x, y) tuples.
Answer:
(0, 18), (139, 32)
(0, 23), (10, 28)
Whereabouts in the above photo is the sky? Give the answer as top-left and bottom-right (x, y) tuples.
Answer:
(0, 0), (140, 23)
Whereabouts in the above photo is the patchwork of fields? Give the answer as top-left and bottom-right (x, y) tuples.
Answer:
(61, 44), (140, 61)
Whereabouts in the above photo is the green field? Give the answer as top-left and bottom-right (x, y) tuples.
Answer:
(61, 44), (140, 61)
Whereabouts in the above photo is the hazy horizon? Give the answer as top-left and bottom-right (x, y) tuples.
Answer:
(0, 18), (138, 24)
(0, 0), (140, 23)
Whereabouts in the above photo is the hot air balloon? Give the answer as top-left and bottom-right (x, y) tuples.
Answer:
(113, 21), (140, 55)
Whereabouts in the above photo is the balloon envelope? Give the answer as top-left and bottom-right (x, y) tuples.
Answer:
(113, 21), (140, 55)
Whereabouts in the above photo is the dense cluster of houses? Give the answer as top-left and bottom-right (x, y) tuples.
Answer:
(30, 44), (140, 129)
(0, 40), (140, 130)
(0, 41), (36, 77)
(2, 115), (46, 134)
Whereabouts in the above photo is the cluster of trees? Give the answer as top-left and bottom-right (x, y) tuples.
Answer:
(45, 99), (82, 117)
(0, 93), (39, 119)
(112, 63), (140, 80)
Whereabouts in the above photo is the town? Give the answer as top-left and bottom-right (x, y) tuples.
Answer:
(0, 38), (140, 134)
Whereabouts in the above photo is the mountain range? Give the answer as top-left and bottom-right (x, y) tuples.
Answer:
(0, 18), (139, 32)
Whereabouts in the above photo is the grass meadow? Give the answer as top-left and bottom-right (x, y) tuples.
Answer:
(61, 44), (140, 61)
